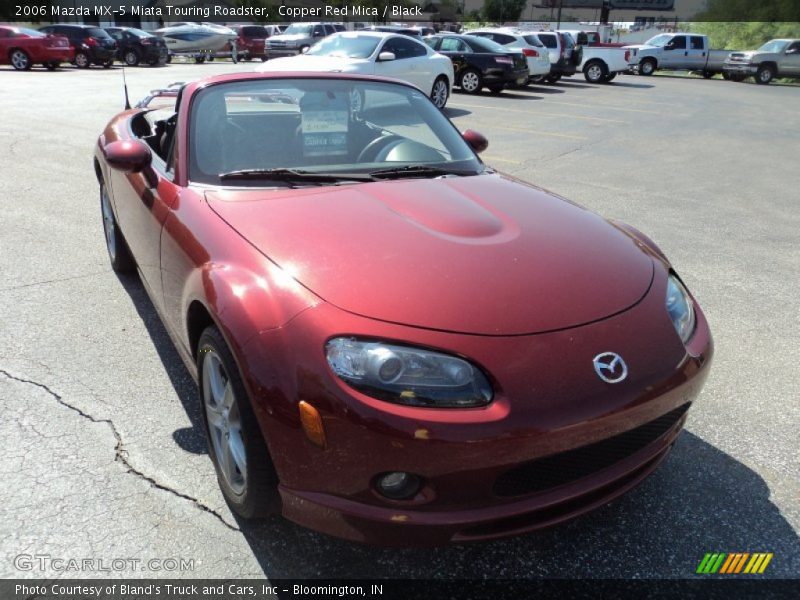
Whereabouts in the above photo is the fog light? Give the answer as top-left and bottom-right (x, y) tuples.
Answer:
(376, 471), (421, 500)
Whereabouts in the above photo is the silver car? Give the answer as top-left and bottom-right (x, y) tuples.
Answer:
(723, 39), (800, 84)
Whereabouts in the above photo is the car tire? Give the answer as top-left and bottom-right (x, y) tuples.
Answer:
(99, 182), (135, 273)
(602, 72), (617, 83)
(261, 56), (268, 62)
(722, 71), (730, 80)
(488, 84), (504, 94)
(430, 76), (449, 109)
(103, 60), (113, 69)
(755, 64), (774, 85)
(197, 325), (281, 519)
(10, 49), (32, 71)
(639, 58), (656, 76)
(45, 62), (59, 71)
(529, 75), (545, 84)
(583, 60), (607, 83)
(74, 52), (90, 68)
(702, 70), (715, 79)
(124, 50), (140, 67)
(545, 73), (561, 83)
(459, 68), (482, 94)
(166, 54), (172, 64)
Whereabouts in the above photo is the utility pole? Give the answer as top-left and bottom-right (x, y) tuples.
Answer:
(600, 0), (611, 25)
(556, 0), (563, 28)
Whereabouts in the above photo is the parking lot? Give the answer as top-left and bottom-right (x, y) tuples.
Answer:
(1, 62), (798, 579)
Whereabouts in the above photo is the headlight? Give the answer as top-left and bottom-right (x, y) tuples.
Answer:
(325, 338), (493, 408)
(665, 274), (696, 343)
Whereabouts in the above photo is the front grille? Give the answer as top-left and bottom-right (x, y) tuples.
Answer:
(493, 404), (689, 497)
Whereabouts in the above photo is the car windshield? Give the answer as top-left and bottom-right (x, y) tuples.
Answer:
(283, 24), (313, 36)
(87, 27), (113, 39)
(189, 79), (482, 185)
(306, 34), (379, 58)
(127, 28), (153, 38)
(645, 34), (672, 47)
(465, 36), (509, 53)
(17, 27), (45, 37)
(757, 40), (789, 53)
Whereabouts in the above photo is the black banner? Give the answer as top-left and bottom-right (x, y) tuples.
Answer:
(1, 1), (799, 24)
(2, 579), (799, 600)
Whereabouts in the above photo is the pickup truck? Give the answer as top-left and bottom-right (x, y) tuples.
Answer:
(576, 44), (633, 83)
(625, 33), (731, 78)
(723, 39), (800, 84)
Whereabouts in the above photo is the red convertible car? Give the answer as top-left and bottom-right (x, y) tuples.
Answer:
(0, 25), (73, 70)
(95, 72), (712, 545)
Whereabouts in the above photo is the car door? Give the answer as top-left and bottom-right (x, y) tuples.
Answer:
(375, 36), (429, 91)
(783, 41), (800, 75)
(686, 36), (708, 70)
(0, 28), (10, 62)
(435, 36), (471, 82)
(661, 35), (687, 68)
(108, 121), (179, 310)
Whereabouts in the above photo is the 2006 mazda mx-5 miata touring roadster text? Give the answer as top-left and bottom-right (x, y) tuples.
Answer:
(94, 72), (712, 545)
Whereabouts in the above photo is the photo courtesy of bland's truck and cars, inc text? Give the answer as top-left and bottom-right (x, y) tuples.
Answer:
(0, 0), (798, 598)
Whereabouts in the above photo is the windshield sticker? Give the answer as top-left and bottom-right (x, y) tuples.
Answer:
(301, 94), (349, 157)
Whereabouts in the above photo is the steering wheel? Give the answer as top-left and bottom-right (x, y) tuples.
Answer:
(357, 135), (404, 163)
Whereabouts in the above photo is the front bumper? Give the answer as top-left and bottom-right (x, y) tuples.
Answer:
(242, 267), (713, 545)
(266, 47), (300, 59)
(723, 62), (757, 74)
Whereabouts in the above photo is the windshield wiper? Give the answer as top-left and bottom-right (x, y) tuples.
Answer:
(219, 168), (374, 184)
(369, 165), (477, 180)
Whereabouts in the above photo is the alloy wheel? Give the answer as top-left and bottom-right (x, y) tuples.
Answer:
(203, 349), (247, 495)
(11, 50), (30, 70)
(75, 52), (89, 68)
(461, 71), (480, 93)
(124, 51), (138, 66)
(431, 78), (448, 108)
(586, 64), (603, 82)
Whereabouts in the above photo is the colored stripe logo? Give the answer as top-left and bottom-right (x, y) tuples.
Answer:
(696, 552), (773, 574)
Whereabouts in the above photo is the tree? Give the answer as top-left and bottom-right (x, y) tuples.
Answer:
(482, 0), (528, 22)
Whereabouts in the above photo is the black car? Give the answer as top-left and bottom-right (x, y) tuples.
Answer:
(105, 27), (167, 67)
(425, 34), (529, 94)
(38, 24), (117, 68)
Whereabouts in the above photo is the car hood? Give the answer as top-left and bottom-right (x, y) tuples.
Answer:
(206, 175), (654, 335)
(256, 55), (366, 72)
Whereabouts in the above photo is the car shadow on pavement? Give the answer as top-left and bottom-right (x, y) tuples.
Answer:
(115, 271), (208, 456)
(522, 85), (566, 94)
(234, 431), (799, 578)
(605, 80), (656, 89)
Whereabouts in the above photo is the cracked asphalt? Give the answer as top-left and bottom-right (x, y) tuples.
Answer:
(0, 61), (798, 580)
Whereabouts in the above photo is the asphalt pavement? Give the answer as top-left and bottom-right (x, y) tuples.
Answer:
(0, 60), (798, 579)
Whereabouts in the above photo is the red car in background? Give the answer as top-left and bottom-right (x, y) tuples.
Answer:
(94, 72), (712, 545)
(0, 25), (73, 70)
(228, 24), (280, 61)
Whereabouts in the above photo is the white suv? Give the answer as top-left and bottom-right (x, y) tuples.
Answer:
(466, 28), (551, 82)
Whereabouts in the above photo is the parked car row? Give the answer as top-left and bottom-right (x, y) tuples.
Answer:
(625, 33), (800, 84)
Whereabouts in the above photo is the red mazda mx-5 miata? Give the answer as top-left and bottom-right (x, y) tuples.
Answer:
(94, 72), (712, 545)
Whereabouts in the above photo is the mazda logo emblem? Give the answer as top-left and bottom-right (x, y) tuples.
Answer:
(593, 352), (628, 384)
